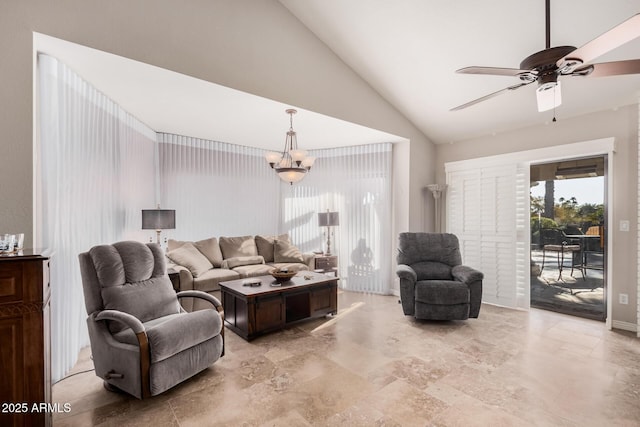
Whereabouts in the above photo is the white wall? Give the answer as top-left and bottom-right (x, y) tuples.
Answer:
(0, 0), (435, 248)
(437, 105), (639, 326)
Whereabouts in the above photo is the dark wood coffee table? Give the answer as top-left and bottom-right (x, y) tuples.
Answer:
(220, 271), (338, 341)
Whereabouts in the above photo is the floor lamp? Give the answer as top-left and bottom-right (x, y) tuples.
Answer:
(426, 184), (447, 232)
(318, 210), (339, 255)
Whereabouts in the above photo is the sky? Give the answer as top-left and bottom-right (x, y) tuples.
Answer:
(530, 176), (604, 205)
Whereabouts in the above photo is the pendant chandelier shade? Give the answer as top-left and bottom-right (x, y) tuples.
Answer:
(265, 109), (316, 185)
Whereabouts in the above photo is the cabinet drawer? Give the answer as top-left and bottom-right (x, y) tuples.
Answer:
(0, 263), (22, 303)
(310, 285), (337, 315)
(315, 256), (337, 271)
(255, 296), (285, 332)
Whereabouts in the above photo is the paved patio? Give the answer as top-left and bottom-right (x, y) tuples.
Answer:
(530, 248), (605, 320)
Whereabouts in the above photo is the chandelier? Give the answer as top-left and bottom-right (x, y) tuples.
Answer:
(265, 109), (316, 185)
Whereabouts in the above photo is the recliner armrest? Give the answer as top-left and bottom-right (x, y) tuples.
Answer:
(177, 290), (222, 309)
(95, 309), (146, 334)
(452, 265), (484, 284)
(396, 264), (417, 282)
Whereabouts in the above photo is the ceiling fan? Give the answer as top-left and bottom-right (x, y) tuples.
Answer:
(451, 0), (640, 112)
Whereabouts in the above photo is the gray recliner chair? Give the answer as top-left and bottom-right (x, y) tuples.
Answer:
(78, 241), (224, 399)
(396, 233), (483, 320)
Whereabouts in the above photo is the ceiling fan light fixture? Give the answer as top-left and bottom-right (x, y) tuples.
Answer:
(536, 81), (561, 112)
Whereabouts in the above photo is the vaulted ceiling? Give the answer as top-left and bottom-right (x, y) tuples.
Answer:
(280, 0), (640, 144)
(37, 1), (640, 148)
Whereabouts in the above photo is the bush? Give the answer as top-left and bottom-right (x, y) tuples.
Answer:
(531, 217), (558, 233)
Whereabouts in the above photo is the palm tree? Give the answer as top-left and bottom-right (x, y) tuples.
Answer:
(544, 180), (554, 219)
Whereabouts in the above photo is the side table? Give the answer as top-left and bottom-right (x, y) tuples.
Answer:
(314, 255), (338, 276)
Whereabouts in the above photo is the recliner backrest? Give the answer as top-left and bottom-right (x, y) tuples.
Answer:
(78, 241), (179, 332)
(397, 232), (462, 267)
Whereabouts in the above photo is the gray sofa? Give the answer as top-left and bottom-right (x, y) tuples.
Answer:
(166, 234), (314, 311)
(396, 232), (483, 320)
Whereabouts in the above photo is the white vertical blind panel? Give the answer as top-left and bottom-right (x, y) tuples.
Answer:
(157, 134), (282, 240)
(159, 137), (393, 294)
(38, 54), (157, 382)
(282, 143), (393, 294)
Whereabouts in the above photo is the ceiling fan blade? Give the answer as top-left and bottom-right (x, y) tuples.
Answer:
(456, 66), (533, 77)
(450, 82), (532, 111)
(557, 13), (640, 72)
(572, 59), (640, 78)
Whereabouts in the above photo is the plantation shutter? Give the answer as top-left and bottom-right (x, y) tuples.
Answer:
(446, 161), (528, 309)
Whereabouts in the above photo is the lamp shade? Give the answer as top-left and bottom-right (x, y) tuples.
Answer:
(318, 211), (339, 227)
(142, 209), (176, 230)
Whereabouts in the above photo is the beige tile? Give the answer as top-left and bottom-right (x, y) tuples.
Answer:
(52, 292), (640, 427)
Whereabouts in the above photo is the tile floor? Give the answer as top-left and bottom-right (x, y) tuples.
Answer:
(53, 291), (640, 426)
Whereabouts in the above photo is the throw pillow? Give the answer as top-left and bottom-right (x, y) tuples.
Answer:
(219, 235), (258, 259)
(166, 242), (213, 278)
(255, 234), (290, 263)
(221, 255), (265, 269)
(167, 239), (186, 252)
(274, 239), (304, 263)
(194, 237), (224, 267)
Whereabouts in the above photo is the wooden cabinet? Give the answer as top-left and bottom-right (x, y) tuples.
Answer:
(0, 252), (51, 427)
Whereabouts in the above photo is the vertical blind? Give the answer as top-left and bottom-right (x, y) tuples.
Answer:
(157, 133), (282, 239)
(283, 143), (393, 294)
(38, 54), (157, 382)
(160, 136), (393, 294)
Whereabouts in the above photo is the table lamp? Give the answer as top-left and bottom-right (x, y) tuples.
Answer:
(318, 210), (339, 255)
(142, 207), (176, 244)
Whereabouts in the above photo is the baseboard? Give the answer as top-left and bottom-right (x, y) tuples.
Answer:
(611, 320), (638, 332)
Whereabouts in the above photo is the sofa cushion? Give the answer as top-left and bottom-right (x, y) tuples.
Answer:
(274, 239), (304, 263)
(167, 238), (185, 252)
(222, 255), (265, 269)
(412, 261), (452, 281)
(166, 243), (213, 278)
(219, 235), (258, 259)
(194, 237), (224, 267)
(255, 234), (290, 263)
(232, 263), (275, 278)
(168, 238), (224, 267)
(269, 262), (309, 273)
(193, 268), (240, 292)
